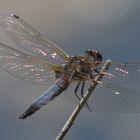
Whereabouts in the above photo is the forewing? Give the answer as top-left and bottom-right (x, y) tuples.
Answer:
(102, 61), (140, 87)
(0, 14), (70, 65)
(0, 43), (57, 85)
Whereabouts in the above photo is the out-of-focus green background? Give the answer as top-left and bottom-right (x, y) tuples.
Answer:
(0, 0), (140, 140)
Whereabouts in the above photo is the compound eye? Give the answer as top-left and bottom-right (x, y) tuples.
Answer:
(95, 51), (102, 62)
(85, 50), (102, 63)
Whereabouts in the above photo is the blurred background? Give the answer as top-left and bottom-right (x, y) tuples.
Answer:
(0, 0), (140, 140)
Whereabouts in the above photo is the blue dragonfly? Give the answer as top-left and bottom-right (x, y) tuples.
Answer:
(0, 14), (140, 119)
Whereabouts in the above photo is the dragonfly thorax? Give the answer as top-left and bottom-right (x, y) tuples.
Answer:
(62, 54), (101, 81)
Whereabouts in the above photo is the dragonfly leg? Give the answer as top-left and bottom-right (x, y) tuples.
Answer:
(81, 81), (85, 98)
(89, 67), (101, 79)
(74, 81), (92, 112)
(81, 81), (92, 112)
(74, 81), (81, 101)
(94, 68), (101, 73)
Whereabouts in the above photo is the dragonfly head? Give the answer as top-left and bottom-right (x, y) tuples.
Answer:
(85, 50), (102, 64)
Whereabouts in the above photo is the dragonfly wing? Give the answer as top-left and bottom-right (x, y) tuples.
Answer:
(65, 80), (140, 113)
(0, 14), (70, 65)
(91, 82), (140, 113)
(102, 61), (140, 87)
(0, 43), (60, 85)
(89, 61), (140, 113)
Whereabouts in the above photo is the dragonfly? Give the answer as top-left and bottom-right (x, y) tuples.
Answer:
(0, 14), (140, 119)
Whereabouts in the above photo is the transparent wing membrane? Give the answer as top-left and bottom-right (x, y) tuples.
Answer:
(0, 43), (57, 85)
(91, 82), (140, 113)
(88, 62), (140, 113)
(0, 14), (69, 65)
(103, 61), (140, 86)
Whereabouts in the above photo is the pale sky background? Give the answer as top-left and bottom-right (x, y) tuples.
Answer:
(0, 0), (140, 140)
